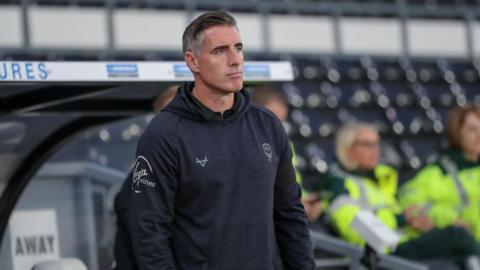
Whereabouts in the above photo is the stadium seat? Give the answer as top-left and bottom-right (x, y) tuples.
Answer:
(414, 82), (456, 107)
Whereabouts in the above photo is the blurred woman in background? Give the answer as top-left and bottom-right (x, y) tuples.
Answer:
(399, 104), (480, 257)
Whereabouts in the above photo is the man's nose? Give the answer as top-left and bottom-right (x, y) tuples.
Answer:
(228, 48), (243, 67)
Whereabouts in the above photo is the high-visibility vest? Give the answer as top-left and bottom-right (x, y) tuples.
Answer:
(328, 164), (400, 247)
(399, 152), (480, 240)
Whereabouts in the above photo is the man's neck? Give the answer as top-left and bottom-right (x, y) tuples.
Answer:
(192, 84), (235, 113)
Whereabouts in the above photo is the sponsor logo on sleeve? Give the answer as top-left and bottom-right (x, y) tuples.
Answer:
(132, 156), (156, 193)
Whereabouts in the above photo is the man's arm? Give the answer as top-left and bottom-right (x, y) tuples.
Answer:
(129, 131), (178, 270)
(273, 126), (316, 270)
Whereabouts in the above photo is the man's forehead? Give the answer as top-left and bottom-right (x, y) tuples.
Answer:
(201, 25), (242, 46)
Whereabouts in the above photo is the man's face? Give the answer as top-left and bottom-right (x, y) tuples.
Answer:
(347, 127), (380, 171)
(186, 25), (244, 94)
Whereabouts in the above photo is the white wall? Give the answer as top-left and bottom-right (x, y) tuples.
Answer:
(269, 15), (334, 53)
(0, 5), (473, 58)
(115, 10), (186, 50)
(408, 19), (467, 58)
(30, 7), (107, 49)
(340, 17), (402, 56)
(471, 21), (480, 58)
(0, 6), (23, 47)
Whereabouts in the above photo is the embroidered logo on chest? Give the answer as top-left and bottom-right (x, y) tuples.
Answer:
(195, 156), (209, 167)
(262, 143), (273, 162)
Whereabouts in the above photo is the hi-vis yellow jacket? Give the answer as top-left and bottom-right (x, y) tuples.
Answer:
(399, 149), (480, 240)
(325, 163), (402, 246)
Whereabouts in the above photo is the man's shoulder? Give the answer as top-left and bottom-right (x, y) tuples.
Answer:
(249, 104), (279, 121)
(248, 104), (285, 132)
(249, 104), (289, 141)
(141, 111), (181, 142)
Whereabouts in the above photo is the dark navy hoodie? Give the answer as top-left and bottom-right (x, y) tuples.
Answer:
(129, 82), (315, 270)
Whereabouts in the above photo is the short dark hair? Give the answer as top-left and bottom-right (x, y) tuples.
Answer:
(182, 10), (237, 54)
(446, 104), (480, 149)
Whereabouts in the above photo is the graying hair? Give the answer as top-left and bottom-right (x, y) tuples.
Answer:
(182, 10), (237, 54)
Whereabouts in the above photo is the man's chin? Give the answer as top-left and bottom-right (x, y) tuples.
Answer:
(226, 76), (243, 88)
(208, 81), (243, 93)
(232, 81), (244, 91)
(223, 82), (243, 92)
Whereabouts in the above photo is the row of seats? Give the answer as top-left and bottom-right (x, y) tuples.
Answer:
(293, 57), (480, 84)
(283, 80), (477, 109)
(283, 85), (471, 137)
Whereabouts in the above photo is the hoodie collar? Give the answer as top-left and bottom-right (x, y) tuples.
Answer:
(163, 82), (250, 123)
(187, 84), (240, 121)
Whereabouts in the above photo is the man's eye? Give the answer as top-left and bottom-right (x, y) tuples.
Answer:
(236, 46), (243, 52)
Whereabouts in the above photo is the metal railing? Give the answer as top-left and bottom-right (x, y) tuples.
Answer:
(310, 230), (429, 270)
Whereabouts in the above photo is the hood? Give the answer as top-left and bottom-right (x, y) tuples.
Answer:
(163, 82), (251, 122)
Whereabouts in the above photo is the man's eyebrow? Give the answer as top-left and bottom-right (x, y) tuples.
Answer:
(210, 42), (243, 52)
(211, 44), (229, 52)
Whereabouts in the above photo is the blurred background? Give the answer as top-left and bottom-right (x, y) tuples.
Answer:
(1, 0), (480, 269)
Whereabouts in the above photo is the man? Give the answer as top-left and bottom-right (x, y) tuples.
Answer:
(129, 11), (315, 270)
(323, 122), (478, 263)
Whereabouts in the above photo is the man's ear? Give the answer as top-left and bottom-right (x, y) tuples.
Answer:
(185, 51), (200, 73)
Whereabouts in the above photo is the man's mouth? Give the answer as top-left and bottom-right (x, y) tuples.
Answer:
(227, 72), (243, 78)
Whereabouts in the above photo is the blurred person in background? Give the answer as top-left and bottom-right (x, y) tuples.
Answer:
(112, 85), (178, 270)
(323, 122), (478, 264)
(399, 104), (480, 253)
(250, 85), (323, 224)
